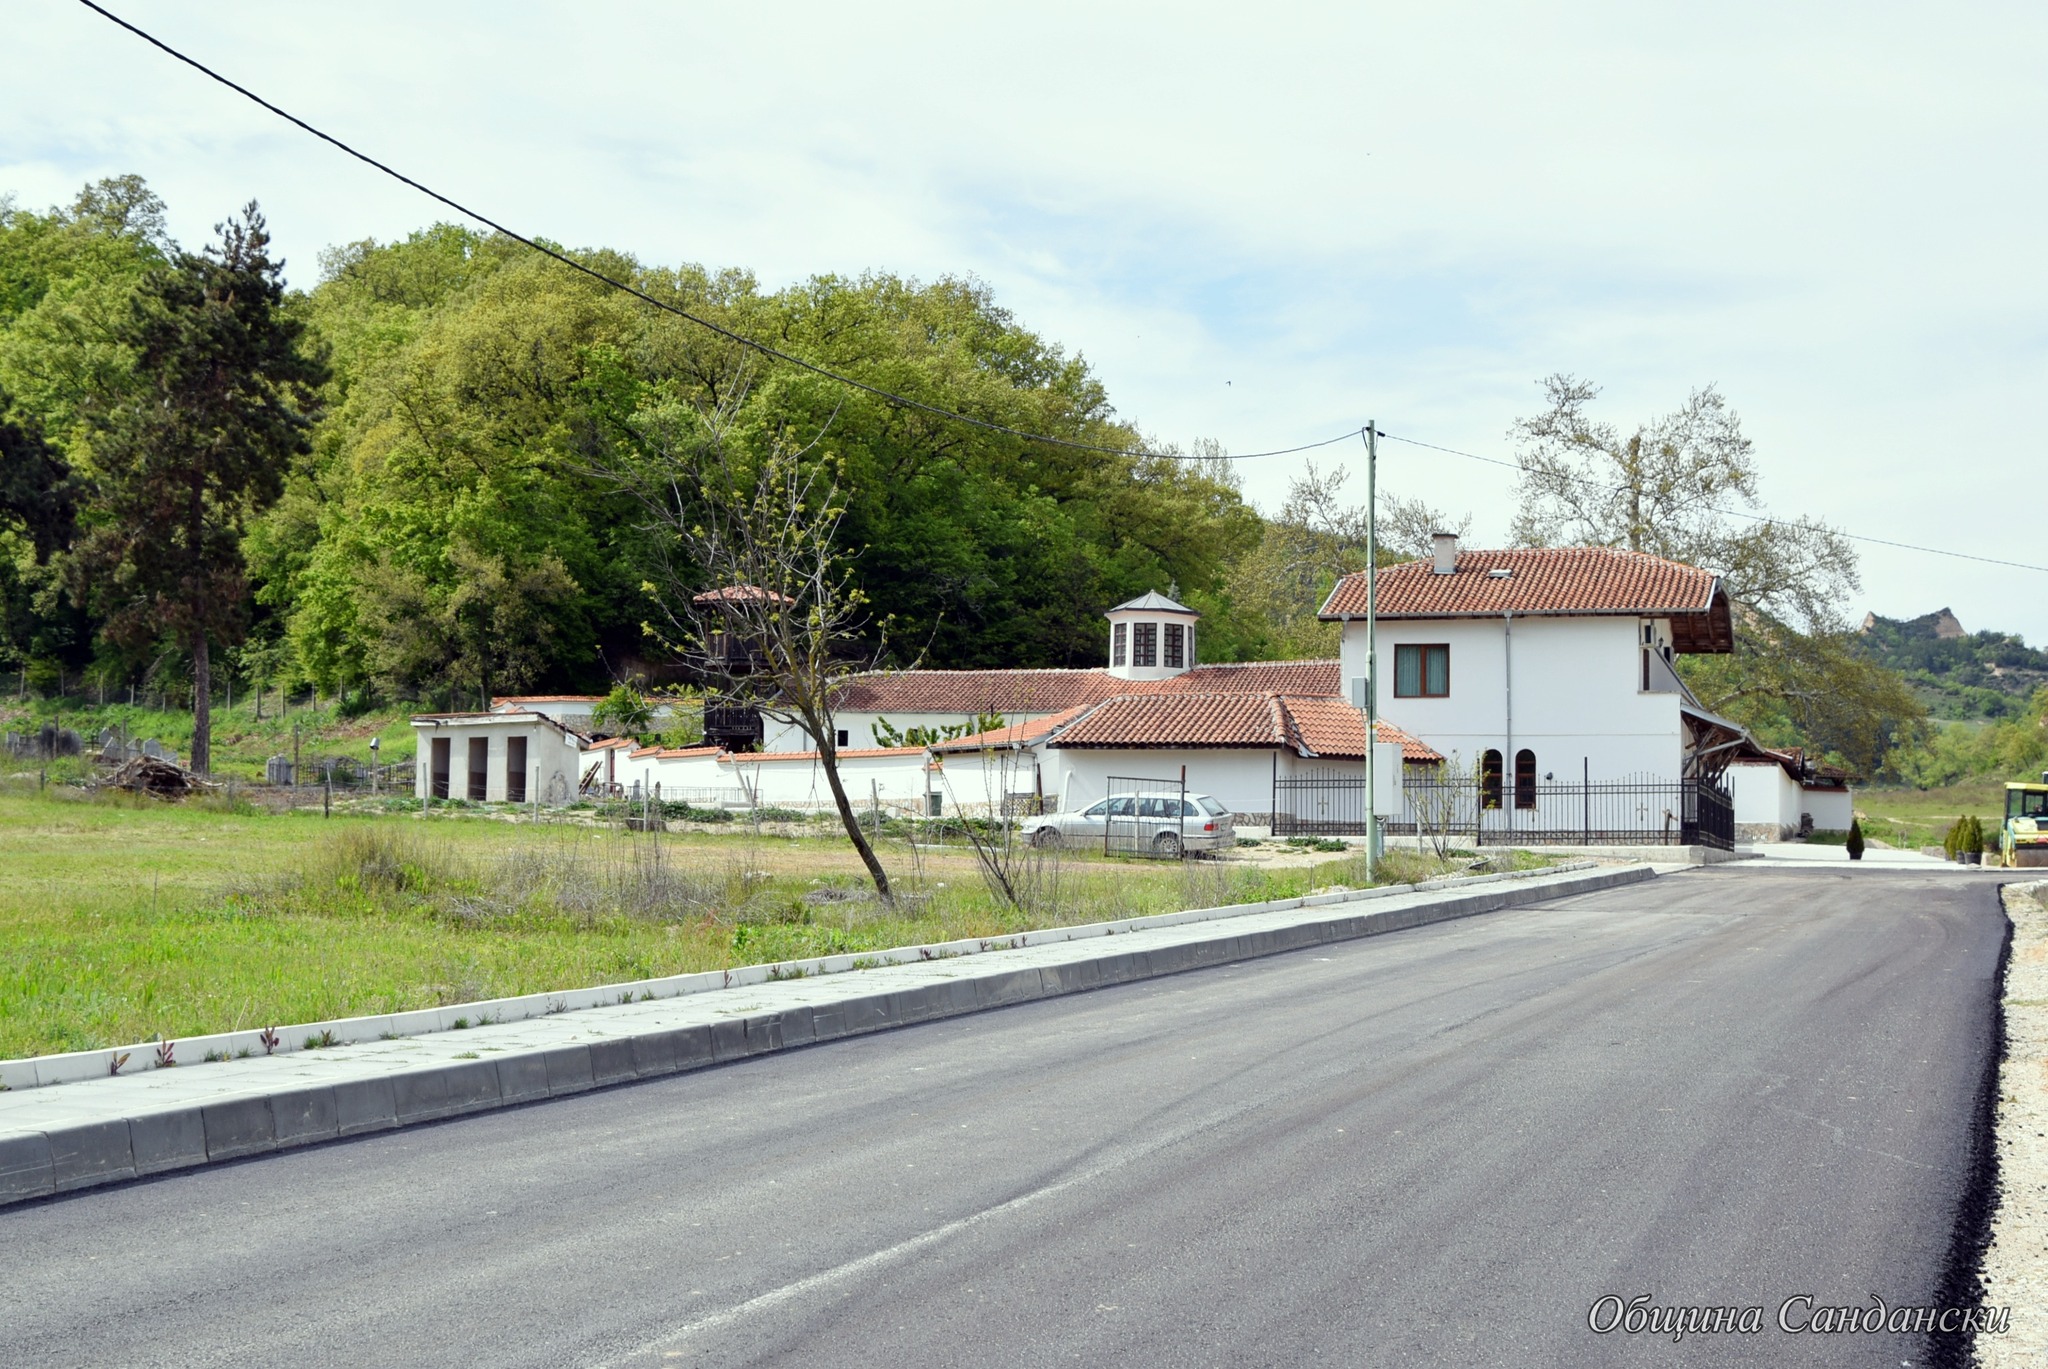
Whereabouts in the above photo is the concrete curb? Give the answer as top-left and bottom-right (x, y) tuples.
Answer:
(0, 862), (1654, 1208)
(0, 859), (1606, 1091)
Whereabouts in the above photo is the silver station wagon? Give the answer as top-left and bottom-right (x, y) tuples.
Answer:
(1023, 792), (1236, 857)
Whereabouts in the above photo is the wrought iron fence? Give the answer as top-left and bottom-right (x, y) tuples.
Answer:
(1277, 773), (1733, 850)
(1270, 768), (1378, 836)
(1105, 773), (1189, 859)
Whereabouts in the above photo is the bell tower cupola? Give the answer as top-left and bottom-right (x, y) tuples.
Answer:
(1105, 591), (1200, 682)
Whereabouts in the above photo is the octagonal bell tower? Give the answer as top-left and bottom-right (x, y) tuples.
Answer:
(1106, 591), (1200, 682)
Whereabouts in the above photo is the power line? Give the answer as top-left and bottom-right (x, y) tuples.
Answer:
(76, 0), (1358, 465)
(1379, 431), (2048, 575)
(74, 1), (2048, 578)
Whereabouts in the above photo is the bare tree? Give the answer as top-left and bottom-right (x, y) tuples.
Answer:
(1510, 374), (1855, 630)
(610, 390), (897, 901)
(1227, 461), (1471, 658)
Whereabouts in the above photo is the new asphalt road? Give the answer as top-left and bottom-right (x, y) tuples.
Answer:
(0, 867), (2009, 1367)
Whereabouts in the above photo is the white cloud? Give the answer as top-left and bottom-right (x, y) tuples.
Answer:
(5, 0), (2044, 640)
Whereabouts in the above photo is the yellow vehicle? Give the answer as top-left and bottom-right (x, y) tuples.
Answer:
(2002, 774), (2048, 868)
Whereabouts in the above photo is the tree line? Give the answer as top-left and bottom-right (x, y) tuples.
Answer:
(0, 175), (1983, 783)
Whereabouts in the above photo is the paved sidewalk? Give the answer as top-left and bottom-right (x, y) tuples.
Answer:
(0, 863), (1653, 1208)
(1734, 842), (1966, 868)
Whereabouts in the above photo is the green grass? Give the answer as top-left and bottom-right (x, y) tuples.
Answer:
(1854, 781), (2012, 850)
(0, 693), (416, 782)
(0, 783), (1527, 1057)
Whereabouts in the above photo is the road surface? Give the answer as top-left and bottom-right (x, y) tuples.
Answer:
(0, 867), (2007, 1367)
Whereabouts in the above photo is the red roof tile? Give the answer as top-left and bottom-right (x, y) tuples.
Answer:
(1320, 547), (1732, 653)
(1047, 693), (1440, 762)
(490, 695), (606, 707)
(831, 659), (1340, 715)
(1157, 660), (1342, 696)
(928, 706), (1094, 754)
(1323, 547), (1714, 617)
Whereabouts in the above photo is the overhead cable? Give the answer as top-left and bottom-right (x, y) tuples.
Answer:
(1378, 431), (2048, 575)
(76, 0), (1363, 464)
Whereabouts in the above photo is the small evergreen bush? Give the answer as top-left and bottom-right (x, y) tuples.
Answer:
(1846, 818), (1865, 861)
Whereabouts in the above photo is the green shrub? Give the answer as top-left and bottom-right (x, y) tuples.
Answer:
(1846, 819), (1865, 861)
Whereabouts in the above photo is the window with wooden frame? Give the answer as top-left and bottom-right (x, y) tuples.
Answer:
(1112, 622), (1127, 666)
(1514, 748), (1536, 810)
(1133, 622), (1158, 668)
(1164, 622), (1185, 668)
(1480, 749), (1503, 809)
(1394, 643), (1450, 697)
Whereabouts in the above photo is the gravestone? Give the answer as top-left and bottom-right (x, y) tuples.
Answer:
(266, 755), (294, 785)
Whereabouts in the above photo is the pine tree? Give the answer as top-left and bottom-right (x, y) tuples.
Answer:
(75, 204), (325, 773)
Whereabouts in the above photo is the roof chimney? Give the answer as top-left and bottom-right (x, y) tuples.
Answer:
(1431, 532), (1458, 575)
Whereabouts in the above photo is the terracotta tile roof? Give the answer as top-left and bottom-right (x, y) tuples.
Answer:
(586, 737), (637, 752)
(928, 706), (1093, 754)
(1047, 693), (1440, 762)
(490, 695), (605, 707)
(1159, 660), (1341, 696)
(831, 659), (1340, 714)
(1279, 698), (1442, 762)
(831, 670), (1136, 714)
(654, 746), (722, 760)
(1320, 547), (1733, 654)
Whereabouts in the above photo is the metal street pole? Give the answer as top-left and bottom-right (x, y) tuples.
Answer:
(1364, 420), (1380, 877)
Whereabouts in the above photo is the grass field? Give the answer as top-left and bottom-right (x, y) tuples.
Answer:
(2, 693), (415, 782)
(0, 782), (1501, 1059)
(1855, 781), (2015, 850)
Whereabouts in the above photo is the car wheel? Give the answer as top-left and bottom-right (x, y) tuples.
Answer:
(1152, 831), (1183, 859)
(1030, 827), (1062, 849)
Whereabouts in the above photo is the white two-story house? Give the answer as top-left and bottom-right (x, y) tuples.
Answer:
(1321, 537), (1747, 803)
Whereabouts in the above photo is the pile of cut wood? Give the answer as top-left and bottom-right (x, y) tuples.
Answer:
(99, 755), (217, 799)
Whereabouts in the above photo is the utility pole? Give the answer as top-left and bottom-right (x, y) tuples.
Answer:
(1364, 419), (1381, 877)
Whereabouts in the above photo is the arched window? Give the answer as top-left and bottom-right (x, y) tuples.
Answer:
(1515, 749), (1537, 810)
(1480, 749), (1503, 810)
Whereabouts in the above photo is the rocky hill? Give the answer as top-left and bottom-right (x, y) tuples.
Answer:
(1858, 608), (2048, 720)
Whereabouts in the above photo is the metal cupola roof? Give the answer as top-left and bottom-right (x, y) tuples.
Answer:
(1106, 591), (1199, 617)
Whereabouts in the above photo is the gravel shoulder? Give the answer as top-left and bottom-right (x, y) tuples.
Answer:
(1980, 879), (2048, 1366)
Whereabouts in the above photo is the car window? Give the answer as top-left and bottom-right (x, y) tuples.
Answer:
(1080, 800), (1108, 818)
(1136, 797), (1170, 819)
(1106, 797), (1136, 817)
(1197, 796), (1228, 816)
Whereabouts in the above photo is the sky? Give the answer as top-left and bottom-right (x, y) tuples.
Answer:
(8, 1), (2046, 642)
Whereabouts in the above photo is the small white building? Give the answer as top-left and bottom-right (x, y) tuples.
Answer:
(412, 709), (587, 804)
(1727, 749), (1857, 840)
(490, 694), (682, 733)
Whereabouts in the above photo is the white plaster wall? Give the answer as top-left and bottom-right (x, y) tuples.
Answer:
(721, 752), (931, 810)
(1043, 747), (1394, 819)
(1804, 788), (1855, 832)
(1050, 749), (1278, 817)
(1727, 762), (1801, 837)
(1343, 614), (1684, 785)
(929, 749), (1046, 816)
(617, 750), (730, 802)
